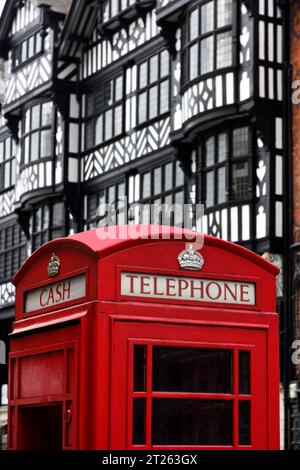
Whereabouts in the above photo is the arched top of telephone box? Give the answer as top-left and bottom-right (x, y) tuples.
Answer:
(12, 225), (280, 324)
(13, 225), (279, 287)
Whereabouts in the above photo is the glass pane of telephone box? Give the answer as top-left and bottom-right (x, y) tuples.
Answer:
(152, 399), (233, 446)
(239, 350), (250, 394)
(239, 400), (251, 445)
(153, 347), (232, 393)
(132, 398), (146, 445)
(134, 345), (146, 391)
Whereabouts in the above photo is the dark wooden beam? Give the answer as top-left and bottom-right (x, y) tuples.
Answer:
(68, 33), (90, 44)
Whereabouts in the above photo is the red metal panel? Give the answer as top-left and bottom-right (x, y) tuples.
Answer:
(20, 351), (64, 398)
(89, 312), (110, 450)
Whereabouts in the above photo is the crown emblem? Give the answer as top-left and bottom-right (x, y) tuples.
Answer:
(178, 245), (204, 271)
(48, 253), (60, 278)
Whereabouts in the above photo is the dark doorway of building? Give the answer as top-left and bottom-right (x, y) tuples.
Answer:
(18, 403), (62, 450)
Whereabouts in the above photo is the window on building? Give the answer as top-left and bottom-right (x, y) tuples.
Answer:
(0, 224), (27, 284)
(84, 160), (185, 228)
(22, 102), (53, 165)
(83, 50), (170, 150)
(202, 133), (228, 208)
(103, 0), (136, 22)
(85, 75), (123, 148)
(12, 31), (43, 69)
(0, 137), (16, 191)
(31, 201), (65, 251)
(232, 127), (250, 201)
(133, 160), (185, 226)
(85, 181), (126, 229)
(137, 50), (170, 124)
(198, 126), (250, 208)
(186, 0), (233, 82)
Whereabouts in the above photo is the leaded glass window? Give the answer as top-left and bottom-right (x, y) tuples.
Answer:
(198, 126), (250, 207)
(103, 0), (136, 22)
(186, 0), (233, 82)
(12, 31), (43, 69)
(84, 160), (185, 228)
(232, 127), (250, 200)
(0, 223), (27, 284)
(0, 137), (16, 190)
(137, 160), (185, 227)
(137, 50), (171, 124)
(85, 181), (126, 229)
(85, 75), (123, 148)
(22, 102), (53, 165)
(31, 201), (65, 251)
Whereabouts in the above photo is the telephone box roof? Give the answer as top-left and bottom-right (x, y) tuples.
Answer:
(13, 225), (279, 285)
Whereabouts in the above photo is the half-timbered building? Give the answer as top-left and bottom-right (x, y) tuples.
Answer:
(0, 0), (294, 448)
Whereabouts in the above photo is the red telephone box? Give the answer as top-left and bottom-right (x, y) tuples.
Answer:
(8, 225), (280, 450)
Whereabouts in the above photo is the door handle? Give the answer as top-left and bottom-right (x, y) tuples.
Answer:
(65, 409), (72, 423)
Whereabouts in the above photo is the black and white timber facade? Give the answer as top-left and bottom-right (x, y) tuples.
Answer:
(0, 0), (294, 448)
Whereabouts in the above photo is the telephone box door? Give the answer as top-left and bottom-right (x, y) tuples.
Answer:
(110, 321), (267, 450)
(8, 325), (78, 450)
